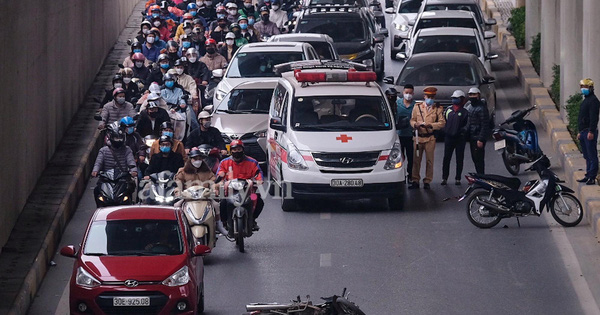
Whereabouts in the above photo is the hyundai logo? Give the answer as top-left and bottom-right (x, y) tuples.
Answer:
(124, 280), (139, 287)
(339, 157), (354, 164)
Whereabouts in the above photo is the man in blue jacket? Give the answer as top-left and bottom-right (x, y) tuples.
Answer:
(577, 78), (600, 185)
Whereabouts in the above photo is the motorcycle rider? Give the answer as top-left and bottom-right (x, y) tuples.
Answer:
(136, 101), (171, 137)
(209, 16), (230, 44)
(174, 59), (200, 107)
(219, 32), (238, 62)
(144, 135), (185, 178)
(138, 83), (169, 112)
(577, 78), (600, 185)
(120, 116), (146, 177)
(200, 38), (228, 71)
(197, 0), (217, 23)
(162, 72), (200, 140)
(269, 0), (288, 29)
(118, 68), (141, 102)
(145, 53), (171, 87)
(185, 110), (227, 155)
(466, 87), (490, 174)
(131, 53), (151, 84)
(101, 74), (126, 107)
(99, 88), (137, 129)
(237, 15), (259, 43)
(135, 20), (153, 45)
(123, 41), (148, 69)
(229, 23), (249, 47)
(166, 40), (181, 62)
(216, 140), (264, 233)
(226, 2), (240, 24)
(441, 90), (469, 185)
(150, 121), (187, 159)
(186, 48), (210, 87)
(254, 6), (280, 37)
(142, 30), (161, 62)
(239, 0), (260, 20)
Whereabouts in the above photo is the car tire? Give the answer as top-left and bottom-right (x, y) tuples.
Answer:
(377, 59), (385, 81)
(281, 182), (299, 212)
(197, 281), (205, 313)
(390, 48), (397, 60)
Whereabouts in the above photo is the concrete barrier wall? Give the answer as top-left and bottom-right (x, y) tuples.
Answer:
(0, 0), (139, 249)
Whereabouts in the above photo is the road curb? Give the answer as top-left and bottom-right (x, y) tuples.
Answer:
(480, 0), (600, 238)
(0, 2), (144, 314)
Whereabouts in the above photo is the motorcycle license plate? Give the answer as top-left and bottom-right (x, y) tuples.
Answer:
(330, 179), (363, 187)
(113, 297), (150, 307)
(494, 139), (506, 150)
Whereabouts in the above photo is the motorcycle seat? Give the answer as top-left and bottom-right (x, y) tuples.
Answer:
(476, 174), (521, 190)
(505, 129), (519, 135)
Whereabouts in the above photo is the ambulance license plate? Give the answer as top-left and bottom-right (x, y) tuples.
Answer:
(330, 179), (363, 187)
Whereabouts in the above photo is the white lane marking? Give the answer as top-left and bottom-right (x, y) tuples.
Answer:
(544, 216), (600, 315)
(55, 282), (69, 315)
(320, 253), (332, 267)
(320, 213), (331, 219)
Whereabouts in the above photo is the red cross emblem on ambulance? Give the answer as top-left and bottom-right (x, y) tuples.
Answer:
(336, 134), (353, 143)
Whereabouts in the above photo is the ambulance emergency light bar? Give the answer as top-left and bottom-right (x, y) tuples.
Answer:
(274, 60), (368, 74)
(293, 68), (377, 82)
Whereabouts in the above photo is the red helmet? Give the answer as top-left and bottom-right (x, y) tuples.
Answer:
(183, 13), (193, 20)
(216, 5), (226, 13)
(205, 38), (217, 46)
(112, 88), (126, 97)
(131, 52), (146, 61)
(150, 4), (160, 12)
(230, 139), (244, 149)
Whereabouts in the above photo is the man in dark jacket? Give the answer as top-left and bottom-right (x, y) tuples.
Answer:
(145, 54), (171, 89)
(136, 101), (171, 138)
(185, 110), (227, 155)
(442, 90), (469, 185)
(466, 87), (490, 174)
(577, 78), (600, 185)
(145, 136), (185, 177)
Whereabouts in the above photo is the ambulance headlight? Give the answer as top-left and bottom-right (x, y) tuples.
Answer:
(384, 141), (403, 170)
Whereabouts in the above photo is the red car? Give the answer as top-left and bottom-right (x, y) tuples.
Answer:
(60, 206), (211, 314)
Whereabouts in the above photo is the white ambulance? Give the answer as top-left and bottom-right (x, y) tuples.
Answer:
(267, 61), (406, 211)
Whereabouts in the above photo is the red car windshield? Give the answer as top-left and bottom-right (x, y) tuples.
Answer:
(84, 220), (184, 256)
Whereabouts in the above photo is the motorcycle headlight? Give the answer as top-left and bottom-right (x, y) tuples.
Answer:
(384, 141), (403, 170)
(287, 144), (308, 171)
(254, 129), (267, 138)
(215, 89), (227, 101)
(123, 196), (129, 202)
(162, 266), (190, 287)
(98, 196), (105, 202)
(155, 195), (165, 202)
(76, 267), (101, 288)
(165, 196), (174, 203)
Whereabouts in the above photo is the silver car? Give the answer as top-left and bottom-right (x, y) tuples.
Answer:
(383, 52), (496, 123)
(419, 0), (497, 31)
(212, 80), (279, 165)
(397, 27), (498, 72)
(385, 0), (423, 58)
(268, 33), (340, 61)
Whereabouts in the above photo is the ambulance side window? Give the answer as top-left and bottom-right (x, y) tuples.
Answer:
(271, 84), (289, 124)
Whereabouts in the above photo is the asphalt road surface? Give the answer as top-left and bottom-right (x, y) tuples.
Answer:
(29, 24), (600, 315)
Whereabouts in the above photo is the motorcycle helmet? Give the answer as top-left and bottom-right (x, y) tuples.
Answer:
(225, 32), (235, 39)
(385, 87), (397, 96)
(216, 5), (226, 14)
(173, 58), (185, 67)
(187, 2), (198, 10)
(197, 144), (213, 158)
(158, 135), (173, 145)
(163, 72), (176, 82)
(230, 139), (244, 149)
(197, 110), (212, 120)
(131, 41), (143, 53)
(157, 53), (170, 63)
(147, 93), (160, 102)
(131, 52), (146, 61)
(189, 147), (208, 159)
(107, 122), (126, 147)
(182, 13), (194, 21)
(205, 38), (217, 46)
(226, 2), (238, 9)
(160, 121), (174, 131)
(112, 87), (126, 97)
(120, 116), (135, 129)
(112, 74), (123, 85)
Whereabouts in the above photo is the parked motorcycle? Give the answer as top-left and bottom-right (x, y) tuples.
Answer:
(223, 178), (258, 253)
(245, 288), (365, 315)
(141, 171), (179, 205)
(94, 169), (135, 208)
(181, 185), (225, 250)
(493, 106), (543, 175)
(459, 155), (583, 228)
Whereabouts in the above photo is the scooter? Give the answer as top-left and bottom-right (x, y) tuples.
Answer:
(493, 106), (543, 175)
(94, 169), (135, 208)
(459, 155), (584, 228)
(245, 288), (365, 315)
(180, 185), (227, 249)
(140, 171), (179, 205)
(197, 144), (221, 174)
(223, 178), (258, 253)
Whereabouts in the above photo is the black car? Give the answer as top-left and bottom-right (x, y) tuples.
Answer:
(294, 4), (387, 79)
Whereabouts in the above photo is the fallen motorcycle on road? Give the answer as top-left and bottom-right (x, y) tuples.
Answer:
(245, 288), (365, 315)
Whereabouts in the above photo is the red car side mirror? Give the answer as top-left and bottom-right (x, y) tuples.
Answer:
(60, 245), (77, 258)
(193, 244), (211, 256)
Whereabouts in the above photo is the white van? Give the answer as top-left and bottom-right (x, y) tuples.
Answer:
(267, 61), (406, 211)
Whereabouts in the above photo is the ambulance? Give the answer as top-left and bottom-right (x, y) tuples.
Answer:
(267, 61), (406, 211)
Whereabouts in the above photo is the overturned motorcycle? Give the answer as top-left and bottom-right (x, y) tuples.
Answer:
(245, 288), (365, 315)
(459, 155), (583, 228)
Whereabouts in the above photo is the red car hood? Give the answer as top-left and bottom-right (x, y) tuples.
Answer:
(81, 255), (186, 282)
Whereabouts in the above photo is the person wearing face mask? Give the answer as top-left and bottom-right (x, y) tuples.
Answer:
(142, 32), (161, 62)
(145, 136), (185, 178)
(166, 40), (181, 62)
(209, 16), (229, 43)
(409, 86), (445, 189)
(174, 15), (195, 42)
(137, 101), (172, 137)
(178, 34), (193, 54)
(216, 140), (264, 232)
(131, 53), (151, 84)
(246, 15), (262, 40)
(147, 5), (163, 22)
(465, 87), (489, 175)
(99, 88), (137, 129)
(146, 54), (172, 87)
(239, 0), (260, 20)
(124, 41), (145, 70)
(101, 75), (126, 108)
(576, 78), (600, 185)
(185, 111), (227, 156)
(175, 147), (217, 193)
(209, 6), (228, 32)
(269, 0), (288, 29)
(197, 0), (217, 23)
(200, 39), (228, 71)
(186, 48), (211, 87)
(396, 84), (416, 182)
(150, 28), (168, 49)
(117, 68), (142, 103)
(229, 23), (249, 47)
(219, 32), (239, 62)
(174, 58), (200, 109)
(236, 16), (258, 43)
(120, 116), (146, 167)
(226, 2), (240, 24)
(441, 90), (469, 186)
(151, 17), (172, 41)
(254, 6), (280, 37)
(136, 20), (153, 44)
(150, 121), (187, 159)
(162, 71), (200, 140)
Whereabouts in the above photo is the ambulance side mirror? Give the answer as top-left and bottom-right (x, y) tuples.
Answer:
(270, 118), (286, 132)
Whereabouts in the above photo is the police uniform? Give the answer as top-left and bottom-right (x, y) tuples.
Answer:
(410, 87), (446, 186)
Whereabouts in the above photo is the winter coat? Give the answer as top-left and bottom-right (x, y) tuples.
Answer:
(200, 53), (228, 71)
(93, 145), (136, 173)
(410, 101), (446, 143)
(136, 108), (171, 138)
(100, 100), (137, 126)
(578, 92), (600, 133)
(466, 98), (490, 142)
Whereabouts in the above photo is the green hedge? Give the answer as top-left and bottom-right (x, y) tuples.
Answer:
(566, 93), (583, 151)
(529, 33), (541, 74)
(550, 65), (560, 109)
(509, 7), (526, 48)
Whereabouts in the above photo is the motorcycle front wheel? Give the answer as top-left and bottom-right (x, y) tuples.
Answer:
(466, 191), (502, 228)
(550, 193), (583, 227)
(235, 216), (245, 253)
(502, 145), (520, 175)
